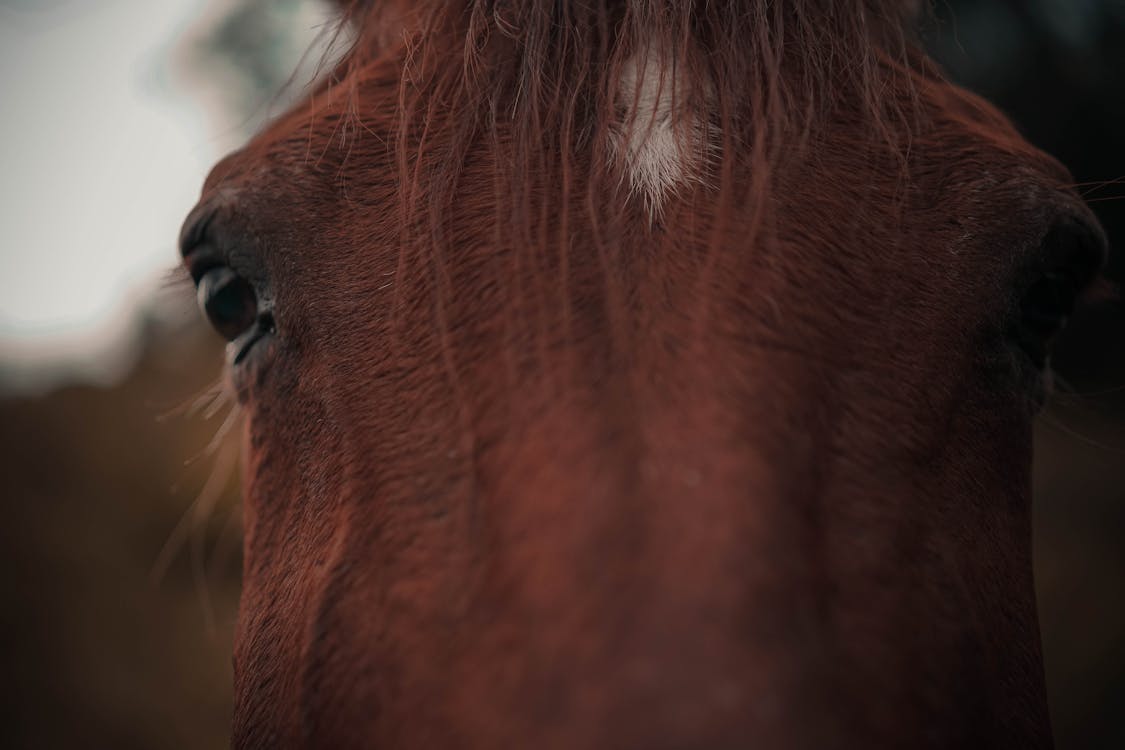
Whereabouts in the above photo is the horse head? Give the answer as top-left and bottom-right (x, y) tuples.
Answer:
(180, 2), (1107, 746)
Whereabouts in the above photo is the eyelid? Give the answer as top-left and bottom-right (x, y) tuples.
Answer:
(179, 203), (269, 292)
(183, 244), (225, 284)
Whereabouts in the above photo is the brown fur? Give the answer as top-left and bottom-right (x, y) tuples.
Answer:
(182, 2), (1106, 747)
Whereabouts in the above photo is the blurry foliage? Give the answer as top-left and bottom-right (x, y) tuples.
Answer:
(1, 0), (1123, 748)
(1, 309), (241, 749)
(205, 0), (311, 100)
(180, 0), (337, 137)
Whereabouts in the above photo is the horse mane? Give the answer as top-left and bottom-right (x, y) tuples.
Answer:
(331, 1), (924, 206)
(321, 1), (930, 353)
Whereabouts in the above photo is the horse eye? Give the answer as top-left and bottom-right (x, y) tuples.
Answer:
(1014, 272), (1079, 368)
(1012, 219), (1105, 369)
(196, 265), (259, 341)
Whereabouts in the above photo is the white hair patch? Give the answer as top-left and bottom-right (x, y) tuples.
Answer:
(610, 41), (712, 220)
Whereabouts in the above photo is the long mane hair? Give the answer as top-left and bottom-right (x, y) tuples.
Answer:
(334, 1), (924, 220)
(316, 1), (931, 362)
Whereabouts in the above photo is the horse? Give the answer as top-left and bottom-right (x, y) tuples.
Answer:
(179, 1), (1108, 747)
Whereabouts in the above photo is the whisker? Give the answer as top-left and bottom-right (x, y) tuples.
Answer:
(1039, 412), (1125, 455)
(201, 385), (233, 421)
(183, 402), (243, 468)
(189, 442), (239, 636)
(157, 377), (225, 423)
(204, 404), (243, 457)
(1072, 175), (1125, 193)
(151, 436), (240, 588)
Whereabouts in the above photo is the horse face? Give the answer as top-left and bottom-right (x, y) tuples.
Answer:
(181, 7), (1105, 748)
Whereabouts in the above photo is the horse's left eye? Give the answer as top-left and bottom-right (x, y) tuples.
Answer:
(196, 265), (259, 341)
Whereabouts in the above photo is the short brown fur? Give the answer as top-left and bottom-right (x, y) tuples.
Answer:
(182, 2), (1107, 747)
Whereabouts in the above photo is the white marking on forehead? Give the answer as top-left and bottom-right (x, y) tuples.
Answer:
(610, 41), (711, 220)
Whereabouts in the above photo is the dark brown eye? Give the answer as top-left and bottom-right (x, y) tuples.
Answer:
(1015, 272), (1080, 368)
(197, 265), (259, 341)
(1012, 218), (1106, 369)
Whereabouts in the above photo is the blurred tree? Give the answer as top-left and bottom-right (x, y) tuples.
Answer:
(179, 0), (337, 137)
(1, 310), (243, 749)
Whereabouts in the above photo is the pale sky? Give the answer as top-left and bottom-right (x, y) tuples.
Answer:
(0, 0), (327, 391)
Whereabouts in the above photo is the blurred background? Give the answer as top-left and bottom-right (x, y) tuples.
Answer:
(0, 0), (1121, 747)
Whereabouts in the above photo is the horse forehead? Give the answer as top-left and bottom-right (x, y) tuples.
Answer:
(612, 41), (711, 220)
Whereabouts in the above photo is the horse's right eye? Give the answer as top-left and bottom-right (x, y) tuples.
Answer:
(196, 265), (259, 341)
(1011, 217), (1106, 370)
